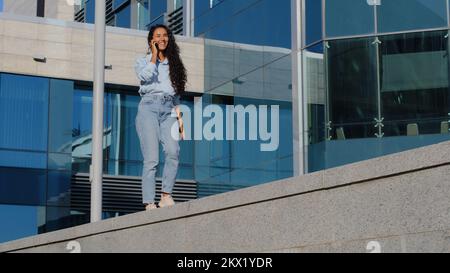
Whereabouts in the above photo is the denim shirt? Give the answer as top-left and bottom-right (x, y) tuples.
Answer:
(134, 54), (180, 105)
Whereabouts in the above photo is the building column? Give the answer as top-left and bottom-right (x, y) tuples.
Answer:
(130, 0), (139, 29)
(291, 0), (306, 176)
(183, 0), (194, 37)
(91, 0), (106, 223)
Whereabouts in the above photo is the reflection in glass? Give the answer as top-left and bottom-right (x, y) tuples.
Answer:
(380, 31), (450, 137)
(305, 0), (322, 46)
(72, 86), (109, 173)
(44, 206), (89, 232)
(137, 0), (149, 30)
(303, 43), (326, 172)
(115, 2), (131, 28)
(0, 150), (46, 169)
(0, 73), (49, 152)
(47, 171), (72, 207)
(307, 30), (450, 172)
(108, 93), (141, 175)
(195, 0), (291, 49)
(149, 0), (167, 25)
(85, 0), (95, 24)
(0, 204), (45, 243)
(377, 0), (447, 33)
(48, 153), (72, 171)
(325, 0), (374, 38)
(327, 37), (378, 139)
(0, 167), (47, 206)
(195, 93), (293, 195)
(49, 79), (74, 154)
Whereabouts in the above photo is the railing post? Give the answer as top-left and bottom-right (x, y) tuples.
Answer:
(91, 0), (106, 223)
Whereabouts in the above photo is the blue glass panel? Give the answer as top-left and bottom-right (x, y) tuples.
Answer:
(72, 87), (108, 164)
(0, 73), (49, 151)
(230, 97), (290, 186)
(48, 152), (72, 171)
(0, 204), (45, 243)
(113, 0), (128, 9)
(308, 30), (450, 173)
(115, 2), (131, 28)
(49, 79), (74, 154)
(45, 206), (89, 232)
(108, 93), (141, 162)
(178, 100), (195, 180)
(0, 0), (3, 12)
(195, 0), (291, 49)
(150, 0), (167, 24)
(47, 171), (72, 206)
(305, 0), (322, 45)
(85, 0), (95, 24)
(177, 164), (195, 180)
(378, 0), (447, 33)
(107, 160), (141, 176)
(195, 0), (259, 36)
(137, 0), (150, 30)
(303, 42), (326, 148)
(327, 37), (378, 126)
(325, 0), (374, 38)
(0, 167), (47, 206)
(194, 92), (293, 190)
(379, 31), (449, 137)
(174, 0), (183, 10)
(0, 150), (47, 169)
(309, 135), (450, 172)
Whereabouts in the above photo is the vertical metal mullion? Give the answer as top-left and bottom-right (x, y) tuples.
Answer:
(324, 41), (330, 141)
(374, 3), (383, 138)
(374, 40), (383, 138)
(446, 0), (450, 124)
(322, 0), (331, 142)
(131, 0), (139, 29)
(322, 0), (326, 41)
(373, 0), (378, 34)
(447, 0), (450, 29)
(46, 79), (51, 226)
(301, 0), (309, 173)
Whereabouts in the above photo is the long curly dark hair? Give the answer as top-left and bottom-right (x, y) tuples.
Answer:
(148, 24), (187, 95)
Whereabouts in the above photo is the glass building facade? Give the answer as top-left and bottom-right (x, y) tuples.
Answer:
(0, 0), (294, 243)
(0, 73), (198, 242)
(194, 0), (293, 194)
(80, 0), (136, 28)
(304, 0), (450, 172)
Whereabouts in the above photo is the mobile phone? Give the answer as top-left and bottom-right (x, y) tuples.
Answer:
(153, 41), (159, 50)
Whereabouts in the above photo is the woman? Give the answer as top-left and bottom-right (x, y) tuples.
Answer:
(134, 24), (186, 211)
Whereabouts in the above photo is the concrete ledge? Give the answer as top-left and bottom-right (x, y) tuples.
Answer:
(1, 140), (450, 252)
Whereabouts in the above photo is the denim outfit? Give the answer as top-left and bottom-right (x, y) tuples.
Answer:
(134, 54), (180, 204)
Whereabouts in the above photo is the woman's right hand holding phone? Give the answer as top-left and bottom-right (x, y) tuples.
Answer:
(150, 40), (159, 64)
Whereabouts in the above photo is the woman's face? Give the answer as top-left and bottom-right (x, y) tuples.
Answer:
(152, 27), (169, 51)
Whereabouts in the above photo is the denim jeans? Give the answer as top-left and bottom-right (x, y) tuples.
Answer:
(135, 94), (180, 204)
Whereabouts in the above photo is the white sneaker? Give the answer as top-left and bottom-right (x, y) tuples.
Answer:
(158, 194), (175, 208)
(145, 203), (158, 211)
